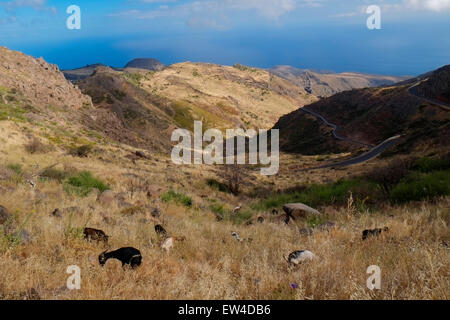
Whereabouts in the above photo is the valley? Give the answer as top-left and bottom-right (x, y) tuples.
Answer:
(0, 47), (448, 300)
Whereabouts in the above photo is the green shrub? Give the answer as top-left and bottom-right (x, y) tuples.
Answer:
(365, 158), (415, 195)
(123, 72), (143, 86)
(230, 210), (253, 225)
(25, 137), (51, 154)
(64, 171), (109, 197)
(413, 155), (450, 173)
(111, 89), (126, 101)
(0, 212), (32, 250)
(69, 144), (93, 157)
(209, 203), (226, 216)
(7, 163), (22, 175)
(206, 178), (231, 193)
(161, 190), (193, 208)
(40, 167), (69, 182)
(306, 215), (329, 228)
(390, 170), (450, 203)
(251, 178), (376, 211)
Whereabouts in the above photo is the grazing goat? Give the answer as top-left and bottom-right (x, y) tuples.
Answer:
(154, 224), (168, 238)
(98, 247), (142, 268)
(232, 205), (242, 215)
(284, 250), (315, 265)
(161, 236), (186, 252)
(84, 228), (109, 243)
(362, 227), (389, 240)
(231, 231), (243, 242)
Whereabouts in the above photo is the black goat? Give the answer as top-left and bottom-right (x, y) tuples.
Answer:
(362, 227), (389, 240)
(84, 227), (109, 243)
(154, 224), (168, 238)
(98, 247), (142, 268)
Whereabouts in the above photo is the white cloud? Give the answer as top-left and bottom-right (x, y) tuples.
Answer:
(113, 0), (326, 27)
(0, 0), (57, 25)
(372, 0), (450, 12)
(404, 0), (450, 11)
(0, 0), (57, 14)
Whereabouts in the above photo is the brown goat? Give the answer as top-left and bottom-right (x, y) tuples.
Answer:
(84, 227), (109, 243)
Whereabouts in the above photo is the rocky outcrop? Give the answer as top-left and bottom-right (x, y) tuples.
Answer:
(0, 46), (92, 110)
(283, 203), (320, 220)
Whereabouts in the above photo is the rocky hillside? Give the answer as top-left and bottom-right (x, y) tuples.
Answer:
(0, 46), (91, 111)
(76, 66), (178, 152)
(408, 65), (450, 105)
(270, 65), (410, 98)
(274, 65), (450, 156)
(74, 62), (316, 136)
(1, 48), (317, 157)
(137, 62), (316, 130)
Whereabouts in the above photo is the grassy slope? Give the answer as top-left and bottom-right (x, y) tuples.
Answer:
(0, 120), (448, 300)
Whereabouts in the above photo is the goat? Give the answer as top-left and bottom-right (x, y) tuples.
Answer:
(362, 227), (389, 240)
(284, 250), (315, 265)
(272, 209), (278, 215)
(84, 227), (109, 243)
(231, 231), (243, 242)
(154, 224), (168, 238)
(51, 208), (62, 218)
(161, 235), (186, 252)
(98, 247), (142, 268)
(232, 205), (242, 215)
(161, 237), (174, 251)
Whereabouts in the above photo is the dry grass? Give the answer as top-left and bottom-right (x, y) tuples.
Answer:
(0, 190), (448, 300)
(0, 121), (448, 300)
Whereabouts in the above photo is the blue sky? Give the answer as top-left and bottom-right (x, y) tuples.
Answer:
(0, 0), (449, 75)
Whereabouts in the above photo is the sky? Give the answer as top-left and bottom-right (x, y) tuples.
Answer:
(0, 0), (449, 76)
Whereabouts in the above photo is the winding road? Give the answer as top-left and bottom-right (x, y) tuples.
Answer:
(298, 108), (401, 170)
(297, 79), (449, 170)
(301, 107), (374, 148)
(408, 78), (450, 111)
(301, 135), (402, 171)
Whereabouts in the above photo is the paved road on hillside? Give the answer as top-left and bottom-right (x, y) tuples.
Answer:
(298, 108), (401, 170)
(408, 79), (450, 111)
(301, 107), (374, 148)
(300, 135), (402, 171)
(298, 79), (448, 170)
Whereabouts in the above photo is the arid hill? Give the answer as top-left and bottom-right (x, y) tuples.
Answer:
(75, 62), (316, 135)
(0, 47), (448, 301)
(137, 62), (316, 130)
(270, 65), (410, 98)
(407, 65), (450, 105)
(0, 46), (91, 111)
(76, 66), (178, 152)
(274, 65), (450, 156)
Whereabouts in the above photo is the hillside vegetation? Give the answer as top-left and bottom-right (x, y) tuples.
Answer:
(0, 47), (448, 300)
(275, 65), (450, 155)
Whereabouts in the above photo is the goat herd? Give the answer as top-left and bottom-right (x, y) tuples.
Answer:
(81, 218), (390, 269)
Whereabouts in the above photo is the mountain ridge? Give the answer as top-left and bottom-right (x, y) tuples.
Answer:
(269, 65), (411, 98)
(274, 65), (450, 156)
